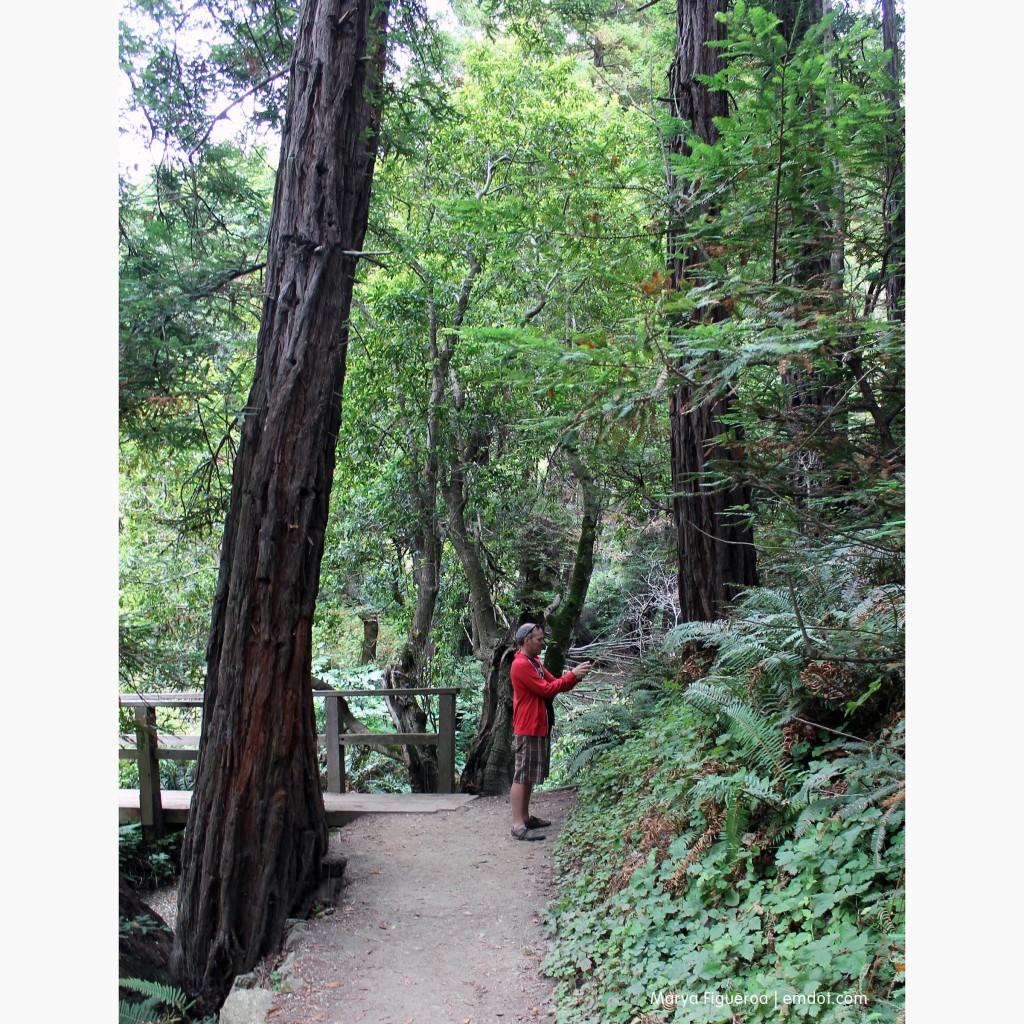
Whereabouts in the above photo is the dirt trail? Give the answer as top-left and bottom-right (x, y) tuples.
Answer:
(266, 787), (577, 1024)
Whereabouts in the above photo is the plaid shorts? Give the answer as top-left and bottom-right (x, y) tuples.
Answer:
(513, 733), (551, 785)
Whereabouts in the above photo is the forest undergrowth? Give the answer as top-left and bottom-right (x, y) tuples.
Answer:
(543, 551), (905, 1024)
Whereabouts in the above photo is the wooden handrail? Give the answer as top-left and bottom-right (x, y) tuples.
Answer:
(119, 686), (460, 831)
(118, 687), (458, 706)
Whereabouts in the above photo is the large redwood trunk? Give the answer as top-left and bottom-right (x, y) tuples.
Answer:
(171, 0), (389, 1012)
(667, 0), (757, 623)
(881, 0), (904, 325)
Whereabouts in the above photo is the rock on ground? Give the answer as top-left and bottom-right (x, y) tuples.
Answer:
(219, 987), (276, 1024)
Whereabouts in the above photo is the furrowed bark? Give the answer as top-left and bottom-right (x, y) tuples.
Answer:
(171, 0), (390, 1012)
(881, 0), (904, 324)
(667, 0), (758, 623)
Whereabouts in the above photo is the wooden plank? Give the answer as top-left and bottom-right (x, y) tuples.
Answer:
(119, 789), (191, 825)
(340, 732), (439, 746)
(119, 693), (205, 707)
(119, 732), (438, 760)
(325, 693), (343, 794)
(313, 688), (459, 697)
(119, 687), (457, 706)
(119, 734), (200, 762)
(118, 789), (477, 828)
(118, 748), (199, 762)
(120, 734), (202, 747)
(437, 693), (456, 795)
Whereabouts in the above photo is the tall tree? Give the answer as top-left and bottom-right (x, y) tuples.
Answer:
(171, 0), (390, 1011)
(333, 39), (657, 794)
(666, 0), (758, 623)
(881, 0), (904, 325)
(541, 452), (603, 677)
(657, 2), (905, 572)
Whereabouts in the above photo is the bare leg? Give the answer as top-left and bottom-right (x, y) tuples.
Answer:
(511, 782), (533, 829)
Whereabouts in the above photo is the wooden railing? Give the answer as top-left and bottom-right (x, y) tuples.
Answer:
(119, 687), (458, 839)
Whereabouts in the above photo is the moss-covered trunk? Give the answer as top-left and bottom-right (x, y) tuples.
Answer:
(543, 456), (601, 678)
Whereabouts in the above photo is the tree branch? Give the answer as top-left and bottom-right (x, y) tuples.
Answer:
(188, 69), (290, 159)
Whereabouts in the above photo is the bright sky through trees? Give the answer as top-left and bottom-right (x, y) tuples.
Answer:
(118, 0), (460, 182)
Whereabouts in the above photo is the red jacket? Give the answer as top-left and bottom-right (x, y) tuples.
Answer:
(511, 651), (579, 736)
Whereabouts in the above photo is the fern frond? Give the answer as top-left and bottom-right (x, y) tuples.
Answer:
(723, 795), (751, 856)
(691, 773), (741, 804)
(871, 788), (905, 865)
(680, 679), (739, 717)
(120, 999), (160, 1024)
(721, 702), (789, 782)
(717, 638), (767, 677)
(683, 680), (792, 784)
(753, 651), (803, 696)
(563, 739), (619, 781)
(837, 779), (903, 819)
(119, 979), (188, 1005)
(741, 774), (784, 807)
(118, 978), (193, 1024)
(664, 620), (728, 651)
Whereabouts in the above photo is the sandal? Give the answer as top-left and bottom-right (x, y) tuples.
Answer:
(510, 826), (546, 841)
(526, 815), (552, 829)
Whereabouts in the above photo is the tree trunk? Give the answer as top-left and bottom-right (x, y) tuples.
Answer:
(382, 526), (442, 792)
(442, 465), (504, 659)
(775, 0), (850, 509)
(667, 0), (758, 623)
(543, 455), (602, 677)
(378, 252), (481, 792)
(171, 0), (389, 1012)
(358, 611), (379, 664)
(446, 470), (513, 795)
(772, 0), (825, 42)
(443, 461), (514, 795)
(120, 877), (174, 984)
(459, 643), (516, 795)
(881, 0), (904, 324)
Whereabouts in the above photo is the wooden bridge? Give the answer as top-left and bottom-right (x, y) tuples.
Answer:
(119, 688), (474, 838)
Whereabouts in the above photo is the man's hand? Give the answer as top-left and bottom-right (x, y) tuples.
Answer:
(572, 661), (593, 680)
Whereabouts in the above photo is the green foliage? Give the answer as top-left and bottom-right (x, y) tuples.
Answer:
(545, 700), (905, 1022)
(329, 31), (667, 693)
(119, 823), (183, 889)
(118, 140), (273, 689)
(118, 977), (214, 1024)
(119, 756), (198, 794)
(544, 541), (904, 1021)
(651, 0), (905, 582)
(548, 657), (667, 785)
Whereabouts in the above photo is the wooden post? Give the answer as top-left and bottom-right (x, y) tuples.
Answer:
(135, 705), (165, 840)
(358, 611), (379, 665)
(437, 693), (456, 795)
(325, 695), (344, 794)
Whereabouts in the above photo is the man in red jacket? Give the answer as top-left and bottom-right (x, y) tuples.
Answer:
(509, 622), (591, 841)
